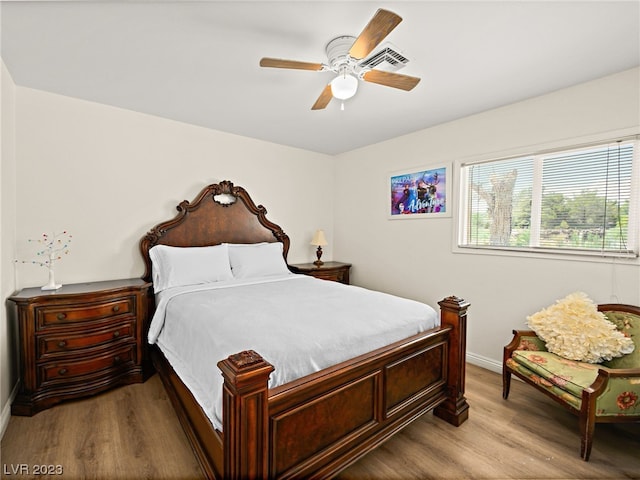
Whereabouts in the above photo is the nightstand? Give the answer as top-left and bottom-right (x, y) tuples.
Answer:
(289, 261), (351, 285)
(8, 278), (152, 416)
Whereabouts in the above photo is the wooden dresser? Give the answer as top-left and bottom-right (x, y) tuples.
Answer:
(8, 278), (152, 416)
(289, 261), (351, 284)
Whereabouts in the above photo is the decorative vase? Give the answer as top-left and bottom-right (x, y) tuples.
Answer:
(41, 255), (62, 291)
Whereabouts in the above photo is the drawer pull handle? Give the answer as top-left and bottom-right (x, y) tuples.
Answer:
(57, 340), (67, 348)
(113, 331), (120, 338)
(114, 356), (121, 364)
(56, 313), (66, 320)
(58, 368), (68, 375)
(112, 305), (120, 313)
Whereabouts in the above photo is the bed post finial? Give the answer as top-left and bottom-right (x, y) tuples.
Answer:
(218, 350), (274, 480)
(435, 296), (470, 426)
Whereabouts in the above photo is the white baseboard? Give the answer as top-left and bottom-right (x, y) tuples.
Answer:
(466, 351), (502, 374)
(1, 382), (18, 440)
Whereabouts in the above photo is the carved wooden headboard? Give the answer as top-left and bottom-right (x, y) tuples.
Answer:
(140, 180), (290, 282)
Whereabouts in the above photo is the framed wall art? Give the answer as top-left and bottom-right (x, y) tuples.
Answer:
(389, 163), (451, 218)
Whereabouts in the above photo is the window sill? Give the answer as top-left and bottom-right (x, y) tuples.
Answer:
(453, 244), (640, 264)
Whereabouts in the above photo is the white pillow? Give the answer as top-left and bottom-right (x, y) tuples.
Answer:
(226, 242), (290, 279)
(149, 244), (233, 293)
(527, 291), (635, 363)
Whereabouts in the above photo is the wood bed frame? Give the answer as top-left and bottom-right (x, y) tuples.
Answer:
(140, 180), (470, 479)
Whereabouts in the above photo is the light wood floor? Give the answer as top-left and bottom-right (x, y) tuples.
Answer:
(2, 364), (639, 479)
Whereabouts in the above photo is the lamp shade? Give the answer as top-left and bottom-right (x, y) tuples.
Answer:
(310, 229), (328, 246)
(330, 74), (358, 100)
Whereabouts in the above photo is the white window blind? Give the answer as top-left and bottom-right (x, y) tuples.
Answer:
(459, 139), (638, 257)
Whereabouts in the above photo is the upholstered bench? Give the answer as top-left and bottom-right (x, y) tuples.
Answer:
(503, 303), (640, 461)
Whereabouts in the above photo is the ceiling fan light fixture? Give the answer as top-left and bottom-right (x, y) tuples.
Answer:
(330, 74), (358, 100)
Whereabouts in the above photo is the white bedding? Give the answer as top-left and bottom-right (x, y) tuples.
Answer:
(148, 274), (439, 430)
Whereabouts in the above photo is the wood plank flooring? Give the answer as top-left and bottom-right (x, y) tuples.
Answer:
(1, 373), (201, 479)
(2, 364), (638, 479)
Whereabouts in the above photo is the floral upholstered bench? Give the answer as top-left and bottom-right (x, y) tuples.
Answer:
(502, 297), (640, 461)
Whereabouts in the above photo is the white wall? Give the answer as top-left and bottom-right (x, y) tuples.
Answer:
(13, 88), (335, 287)
(333, 67), (640, 371)
(1, 59), (18, 436)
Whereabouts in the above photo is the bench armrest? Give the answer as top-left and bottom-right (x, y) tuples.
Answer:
(586, 367), (640, 417)
(504, 330), (547, 356)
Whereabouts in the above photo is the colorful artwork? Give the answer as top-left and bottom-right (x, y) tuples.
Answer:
(390, 165), (449, 217)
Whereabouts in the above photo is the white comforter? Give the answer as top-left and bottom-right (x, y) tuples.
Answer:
(148, 274), (439, 430)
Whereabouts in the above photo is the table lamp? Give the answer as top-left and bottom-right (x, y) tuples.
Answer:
(310, 229), (328, 266)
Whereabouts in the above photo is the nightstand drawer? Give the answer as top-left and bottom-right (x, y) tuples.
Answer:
(37, 297), (134, 329)
(316, 269), (349, 283)
(39, 345), (135, 384)
(38, 322), (135, 359)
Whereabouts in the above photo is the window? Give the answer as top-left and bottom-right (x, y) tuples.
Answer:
(458, 139), (639, 257)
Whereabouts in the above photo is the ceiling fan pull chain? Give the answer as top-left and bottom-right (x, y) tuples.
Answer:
(341, 101), (345, 111)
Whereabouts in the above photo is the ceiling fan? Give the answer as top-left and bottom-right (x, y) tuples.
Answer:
(259, 9), (421, 110)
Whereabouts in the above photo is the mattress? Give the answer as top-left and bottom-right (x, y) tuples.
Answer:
(148, 274), (439, 429)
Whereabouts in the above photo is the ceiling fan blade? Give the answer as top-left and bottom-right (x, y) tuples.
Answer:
(259, 58), (324, 71)
(311, 84), (333, 110)
(349, 9), (402, 60)
(363, 70), (421, 91)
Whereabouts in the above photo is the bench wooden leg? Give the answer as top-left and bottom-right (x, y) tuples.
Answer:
(579, 382), (602, 462)
(579, 416), (595, 461)
(502, 367), (512, 400)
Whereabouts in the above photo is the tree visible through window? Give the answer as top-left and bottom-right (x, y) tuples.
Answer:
(460, 140), (638, 256)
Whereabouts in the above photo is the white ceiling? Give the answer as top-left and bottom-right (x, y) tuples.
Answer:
(1, 1), (639, 155)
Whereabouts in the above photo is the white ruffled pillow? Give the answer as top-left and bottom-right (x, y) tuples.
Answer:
(527, 292), (635, 363)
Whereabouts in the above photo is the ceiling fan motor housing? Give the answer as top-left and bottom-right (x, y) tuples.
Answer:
(326, 36), (359, 74)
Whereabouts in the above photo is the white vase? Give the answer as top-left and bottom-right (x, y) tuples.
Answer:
(41, 260), (62, 291)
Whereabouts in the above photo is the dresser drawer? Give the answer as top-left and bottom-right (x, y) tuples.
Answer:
(39, 345), (135, 384)
(38, 322), (135, 359)
(36, 297), (134, 329)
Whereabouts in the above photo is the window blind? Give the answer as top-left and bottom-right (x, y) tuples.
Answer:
(460, 139), (638, 256)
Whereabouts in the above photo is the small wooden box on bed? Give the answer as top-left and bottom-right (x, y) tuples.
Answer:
(140, 180), (469, 480)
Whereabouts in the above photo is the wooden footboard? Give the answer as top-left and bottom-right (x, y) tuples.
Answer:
(217, 296), (469, 479)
